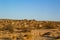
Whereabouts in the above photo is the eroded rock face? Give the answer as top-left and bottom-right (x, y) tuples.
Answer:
(0, 19), (60, 40)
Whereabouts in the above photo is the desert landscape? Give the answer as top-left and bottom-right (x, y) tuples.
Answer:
(0, 19), (60, 40)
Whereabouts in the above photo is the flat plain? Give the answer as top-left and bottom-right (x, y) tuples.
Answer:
(0, 19), (60, 40)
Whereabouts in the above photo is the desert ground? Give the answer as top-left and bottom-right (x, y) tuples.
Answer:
(0, 19), (60, 40)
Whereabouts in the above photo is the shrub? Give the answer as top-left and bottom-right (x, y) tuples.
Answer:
(2, 24), (14, 33)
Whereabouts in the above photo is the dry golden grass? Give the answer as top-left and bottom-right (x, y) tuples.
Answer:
(0, 19), (60, 40)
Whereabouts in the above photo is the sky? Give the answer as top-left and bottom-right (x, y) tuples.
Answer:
(0, 0), (60, 21)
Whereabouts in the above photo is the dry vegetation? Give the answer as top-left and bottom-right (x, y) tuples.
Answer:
(0, 19), (60, 40)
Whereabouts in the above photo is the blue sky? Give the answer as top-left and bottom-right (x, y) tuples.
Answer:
(0, 0), (60, 21)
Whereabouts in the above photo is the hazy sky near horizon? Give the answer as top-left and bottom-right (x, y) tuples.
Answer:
(0, 0), (60, 21)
